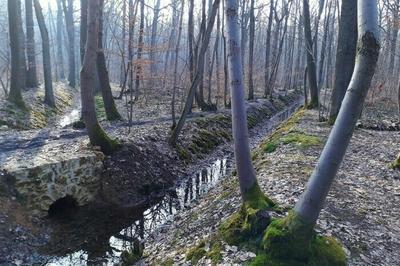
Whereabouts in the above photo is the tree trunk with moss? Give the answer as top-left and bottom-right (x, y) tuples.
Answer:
(34, 0), (55, 107)
(81, 0), (119, 155)
(262, 1), (380, 264)
(96, 0), (122, 121)
(7, 0), (26, 108)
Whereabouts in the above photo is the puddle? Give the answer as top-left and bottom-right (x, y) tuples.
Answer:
(44, 158), (231, 265)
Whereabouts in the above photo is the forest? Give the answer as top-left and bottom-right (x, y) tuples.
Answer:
(0, 0), (399, 265)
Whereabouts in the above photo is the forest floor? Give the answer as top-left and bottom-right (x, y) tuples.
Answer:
(143, 108), (400, 266)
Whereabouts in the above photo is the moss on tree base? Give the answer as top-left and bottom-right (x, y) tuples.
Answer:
(219, 183), (278, 247)
(256, 211), (346, 266)
(390, 154), (400, 170)
(89, 123), (121, 155)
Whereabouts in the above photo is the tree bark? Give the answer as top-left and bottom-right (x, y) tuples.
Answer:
(56, 0), (65, 80)
(7, 0), (25, 108)
(81, 0), (118, 155)
(80, 0), (88, 63)
(303, 0), (319, 108)
(247, 0), (255, 100)
(295, 0), (380, 227)
(329, 0), (357, 123)
(97, 0), (122, 121)
(34, 0), (55, 107)
(264, 0), (274, 97)
(25, 0), (39, 88)
(16, 0), (27, 89)
(225, 0), (260, 196)
(61, 0), (76, 87)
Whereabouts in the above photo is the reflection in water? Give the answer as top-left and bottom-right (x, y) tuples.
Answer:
(45, 158), (229, 265)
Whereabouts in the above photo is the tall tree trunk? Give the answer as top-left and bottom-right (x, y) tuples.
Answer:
(317, 0), (332, 89)
(329, 0), (357, 123)
(7, 0), (26, 108)
(135, 0), (145, 101)
(247, 0), (255, 100)
(81, 0), (119, 155)
(170, 0), (220, 146)
(16, 0), (27, 89)
(62, 0), (76, 87)
(34, 0), (55, 107)
(149, 0), (161, 75)
(80, 0), (88, 63)
(225, 0), (261, 197)
(303, 0), (319, 108)
(97, 0), (122, 121)
(264, 0), (274, 97)
(25, 0), (39, 88)
(171, 0), (185, 128)
(56, 0), (65, 80)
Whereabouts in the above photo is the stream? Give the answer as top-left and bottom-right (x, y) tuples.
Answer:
(42, 98), (303, 266)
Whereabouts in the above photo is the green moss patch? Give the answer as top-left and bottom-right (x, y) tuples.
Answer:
(390, 154), (400, 170)
(186, 237), (224, 265)
(256, 211), (346, 266)
(280, 131), (321, 148)
(95, 94), (107, 121)
(219, 183), (277, 247)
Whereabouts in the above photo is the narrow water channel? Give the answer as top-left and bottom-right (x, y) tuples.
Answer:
(43, 99), (303, 265)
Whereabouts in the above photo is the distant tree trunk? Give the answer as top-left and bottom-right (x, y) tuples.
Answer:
(16, 0), (27, 89)
(119, 0), (127, 86)
(317, 0), (332, 89)
(188, 0), (195, 82)
(226, 0), (260, 197)
(171, 0), (185, 128)
(25, 0), (39, 88)
(34, 0), (55, 107)
(296, 0), (380, 231)
(80, 0), (88, 63)
(135, 0), (145, 101)
(303, 0), (318, 108)
(97, 0), (122, 121)
(56, 0), (65, 80)
(7, 0), (25, 108)
(170, 0), (220, 146)
(81, 0), (119, 155)
(61, 0), (76, 87)
(247, 0), (255, 100)
(149, 0), (161, 76)
(264, 0), (274, 97)
(329, 0), (357, 124)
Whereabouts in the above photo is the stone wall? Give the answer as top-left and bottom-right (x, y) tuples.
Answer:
(1, 151), (104, 213)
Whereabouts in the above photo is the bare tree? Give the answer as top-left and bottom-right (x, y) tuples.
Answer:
(25, 0), (38, 88)
(61, 0), (76, 87)
(33, 0), (55, 107)
(81, 0), (119, 155)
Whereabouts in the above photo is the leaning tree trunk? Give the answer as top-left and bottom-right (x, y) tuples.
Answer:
(25, 0), (39, 88)
(295, 0), (380, 229)
(97, 0), (122, 121)
(34, 0), (55, 107)
(170, 0), (220, 146)
(303, 0), (319, 109)
(329, 0), (357, 124)
(81, 0), (119, 155)
(7, 0), (25, 108)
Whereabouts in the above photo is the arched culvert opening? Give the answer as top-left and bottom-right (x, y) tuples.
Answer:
(48, 195), (78, 218)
